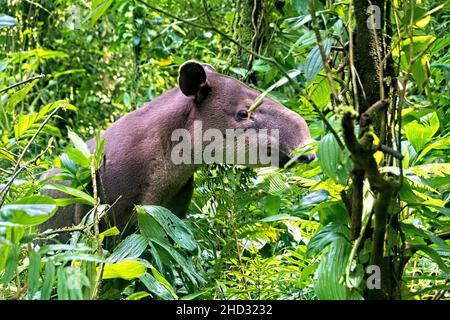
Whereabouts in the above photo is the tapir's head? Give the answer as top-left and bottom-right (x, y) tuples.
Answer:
(176, 61), (315, 167)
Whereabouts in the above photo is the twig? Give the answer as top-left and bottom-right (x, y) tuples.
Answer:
(307, 0), (339, 102)
(38, 226), (87, 237)
(0, 74), (45, 94)
(379, 144), (403, 160)
(90, 156), (103, 300)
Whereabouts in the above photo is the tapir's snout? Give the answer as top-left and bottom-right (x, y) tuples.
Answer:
(298, 152), (316, 163)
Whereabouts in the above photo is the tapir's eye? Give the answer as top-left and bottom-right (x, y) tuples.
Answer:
(237, 110), (248, 120)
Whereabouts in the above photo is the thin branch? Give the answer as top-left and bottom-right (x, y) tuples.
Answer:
(307, 0), (339, 103)
(0, 74), (45, 94)
(91, 156), (103, 300)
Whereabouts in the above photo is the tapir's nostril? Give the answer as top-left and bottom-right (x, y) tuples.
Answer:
(299, 153), (316, 163)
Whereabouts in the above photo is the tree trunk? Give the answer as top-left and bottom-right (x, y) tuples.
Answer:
(230, 0), (273, 83)
(348, 0), (403, 299)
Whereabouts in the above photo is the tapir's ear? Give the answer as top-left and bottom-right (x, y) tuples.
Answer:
(202, 63), (217, 73)
(178, 61), (208, 97)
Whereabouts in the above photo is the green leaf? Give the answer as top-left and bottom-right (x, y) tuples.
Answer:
(14, 114), (38, 140)
(41, 260), (55, 300)
(405, 111), (439, 152)
(301, 189), (329, 208)
(413, 245), (449, 275)
(57, 266), (68, 300)
(68, 130), (91, 158)
(91, 0), (114, 26)
(416, 136), (450, 162)
(95, 131), (105, 169)
(99, 226), (120, 241)
(126, 291), (151, 300)
(264, 194), (281, 215)
(314, 226), (360, 300)
(137, 206), (168, 243)
(5, 79), (40, 113)
(0, 196), (57, 226)
(151, 238), (205, 286)
(407, 203), (450, 217)
(139, 272), (173, 300)
(315, 201), (349, 226)
(307, 223), (349, 257)
(2, 244), (18, 284)
(318, 133), (340, 181)
(308, 75), (331, 109)
(101, 260), (146, 280)
(150, 266), (178, 299)
(305, 38), (332, 83)
(27, 250), (41, 299)
(66, 148), (90, 167)
(107, 234), (148, 263)
(140, 205), (197, 252)
(44, 184), (95, 206)
(411, 55), (429, 89)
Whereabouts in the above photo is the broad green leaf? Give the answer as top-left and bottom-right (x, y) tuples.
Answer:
(260, 214), (301, 222)
(405, 111), (439, 152)
(5, 79), (40, 113)
(44, 184), (95, 206)
(315, 201), (349, 226)
(14, 114), (38, 140)
(107, 234), (148, 263)
(52, 253), (104, 263)
(101, 260), (146, 280)
(66, 148), (90, 167)
(263, 194), (281, 215)
(139, 272), (173, 300)
(0, 148), (15, 163)
(308, 75), (331, 109)
(313, 225), (361, 300)
(68, 130), (91, 158)
(137, 206), (168, 243)
(151, 238), (205, 286)
(305, 38), (332, 83)
(407, 203), (450, 217)
(411, 55), (429, 89)
(301, 189), (329, 208)
(91, 0), (114, 26)
(140, 205), (197, 252)
(0, 196), (57, 226)
(318, 133), (340, 181)
(150, 266), (178, 299)
(413, 245), (449, 274)
(416, 136), (450, 162)
(306, 223), (349, 257)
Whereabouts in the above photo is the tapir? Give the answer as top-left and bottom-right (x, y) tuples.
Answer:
(39, 61), (315, 238)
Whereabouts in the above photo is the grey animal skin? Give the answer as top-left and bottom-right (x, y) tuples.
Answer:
(39, 61), (315, 238)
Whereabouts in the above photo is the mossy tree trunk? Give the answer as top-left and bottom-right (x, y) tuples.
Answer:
(230, 0), (274, 83)
(345, 0), (403, 299)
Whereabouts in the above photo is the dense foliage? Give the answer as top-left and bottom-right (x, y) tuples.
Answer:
(0, 0), (449, 300)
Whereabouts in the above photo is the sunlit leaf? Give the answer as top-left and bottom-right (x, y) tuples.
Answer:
(101, 260), (146, 280)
